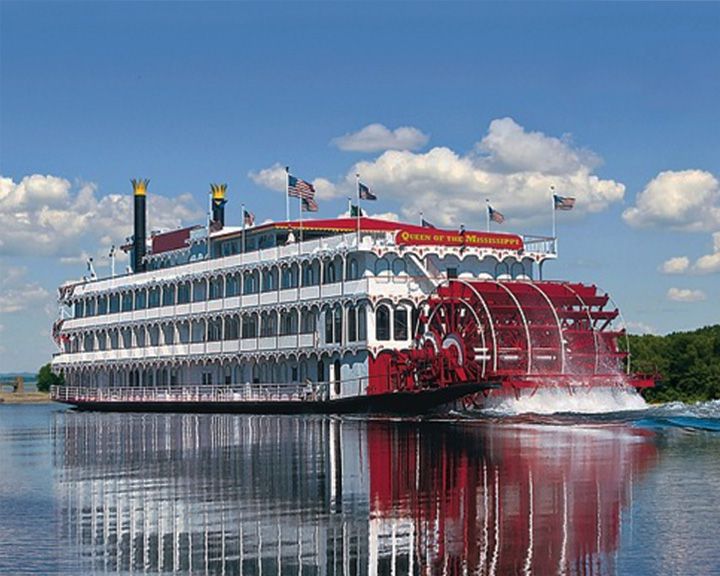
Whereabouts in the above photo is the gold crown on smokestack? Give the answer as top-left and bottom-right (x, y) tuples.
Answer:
(131, 178), (150, 196)
(210, 183), (227, 200)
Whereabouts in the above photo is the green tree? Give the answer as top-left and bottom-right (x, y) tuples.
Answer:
(37, 363), (63, 392)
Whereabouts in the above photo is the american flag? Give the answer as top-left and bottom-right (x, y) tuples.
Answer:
(288, 174), (316, 200)
(554, 194), (576, 210)
(488, 205), (505, 224)
(302, 197), (319, 212)
(243, 209), (255, 227)
(421, 218), (436, 229)
(358, 181), (377, 200)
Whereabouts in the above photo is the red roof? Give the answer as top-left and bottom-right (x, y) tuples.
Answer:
(213, 217), (524, 251)
(151, 226), (201, 254)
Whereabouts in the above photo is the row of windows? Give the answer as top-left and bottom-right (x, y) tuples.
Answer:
(63, 304), (412, 354)
(73, 258), (364, 319)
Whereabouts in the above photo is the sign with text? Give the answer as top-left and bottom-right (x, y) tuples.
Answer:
(395, 229), (523, 250)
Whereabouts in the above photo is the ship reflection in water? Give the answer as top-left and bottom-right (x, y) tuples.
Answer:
(55, 413), (657, 575)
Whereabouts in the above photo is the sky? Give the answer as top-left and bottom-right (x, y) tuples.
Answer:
(1, 2), (719, 372)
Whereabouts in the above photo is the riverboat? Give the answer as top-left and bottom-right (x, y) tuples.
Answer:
(50, 180), (653, 412)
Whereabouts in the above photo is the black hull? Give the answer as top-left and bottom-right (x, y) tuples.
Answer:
(56, 382), (497, 415)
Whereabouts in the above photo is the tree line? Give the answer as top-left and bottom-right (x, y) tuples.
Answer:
(626, 324), (720, 403)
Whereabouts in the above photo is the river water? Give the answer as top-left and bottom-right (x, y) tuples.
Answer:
(1, 397), (719, 575)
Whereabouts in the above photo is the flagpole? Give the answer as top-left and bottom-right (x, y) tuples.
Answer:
(485, 199), (490, 232)
(285, 166), (290, 223)
(419, 210), (423, 226)
(241, 203), (246, 254)
(550, 185), (557, 254)
(355, 173), (361, 247)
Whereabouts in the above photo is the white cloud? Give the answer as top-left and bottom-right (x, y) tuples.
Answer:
(248, 164), (338, 201)
(692, 231), (720, 274)
(659, 256), (690, 275)
(0, 175), (203, 258)
(332, 123), (429, 153)
(0, 266), (50, 313)
(474, 117), (599, 175)
(666, 287), (707, 302)
(623, 170), (720, 232)
(253, 118), (623, 228)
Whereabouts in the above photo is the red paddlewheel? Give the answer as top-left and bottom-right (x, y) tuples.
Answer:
(391, 279), (648, 392)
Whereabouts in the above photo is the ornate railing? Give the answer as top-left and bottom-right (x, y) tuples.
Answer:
(50, 381), (336, 404)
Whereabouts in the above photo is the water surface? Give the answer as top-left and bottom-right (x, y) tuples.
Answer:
(1, 401), (719, 575)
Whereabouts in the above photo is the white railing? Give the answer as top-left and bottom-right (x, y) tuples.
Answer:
(522, 235), (557, 255)
(51, 382), (333, 404)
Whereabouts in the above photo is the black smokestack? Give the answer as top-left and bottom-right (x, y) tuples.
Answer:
(131, 178), (148, 273)
(210, 183), (227, 230)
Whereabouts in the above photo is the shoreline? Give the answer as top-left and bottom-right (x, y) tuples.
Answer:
(0, 392), (52, 405)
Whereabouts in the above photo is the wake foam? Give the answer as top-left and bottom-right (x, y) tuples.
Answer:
(482, 386), (648, 416)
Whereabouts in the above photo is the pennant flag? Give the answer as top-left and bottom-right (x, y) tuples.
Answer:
(421, 218), (436, 229)
(243, 209), (255, 227)
(553, 194), (576, 211)
(350, 204), (364, 217)
(302, 197), (319, 212)
(288, 175), (316, 200)
(358, 181), (377, 200)
(488, 205), (505, 224)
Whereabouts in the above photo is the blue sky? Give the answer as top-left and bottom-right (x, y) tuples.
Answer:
(1, 2), (719, 371)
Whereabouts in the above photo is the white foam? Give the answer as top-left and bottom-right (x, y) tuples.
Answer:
(482, 386), (648, 416)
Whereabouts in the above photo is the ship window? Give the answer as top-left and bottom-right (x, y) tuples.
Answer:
(301, 309), (316, 334)
(85, 298), (95, 317)
(302, 261), (319, 286)
(224, 316), (239, 340)
(83, 333), (94, 352)
(97, 296), (108, 315)
(177, 282), (190, 304)
(192, 279), (207, 302)
(162, 324), (174, 344)
(148, 325), (160, 346)
(334, 306), (343, 344)
(280, 311), (297, 336)
(376, 305), (390, 341)
(135, 290), (146, 310)
(358, 304), (367, 341)
(148, 287), (161, 308)
(162, 285), (175, 306)
(375, 258), (390, 278)
(135, 326), (146, 347)
(191, 320), (205, 342)
(447, 267), (458, 279)
(281, 265), (299, 289)
(109, 293), (120, 313)
(348, 306), (357, 342)
(324, 261), (338, 284)
(262, 268), (278, 292)
(97, 332), (107, 350)
(207, 318), (222, 342)
(324, 310), (333, 344)
(347, 258), (359, 280)
(122, 292), (133, 312)
(260, 312), (277, 337)
(121, 328), (132, 348)
(394, 308), (408, 340)
(177, 322), (190, 343)
(74, 300), (84, 318)
(244, 271), (259, 294)
(392, 259), (406, 276)
(109, 329), (119, 349)
(209, 277), (224, 300)
(242, 314), (258, 338)
(225, 274), (239, 297)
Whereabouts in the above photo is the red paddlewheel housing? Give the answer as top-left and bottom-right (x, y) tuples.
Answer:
(390, 280), (653, 392)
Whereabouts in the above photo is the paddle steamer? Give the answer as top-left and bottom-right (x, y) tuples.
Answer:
(50, 180), (652, 412)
